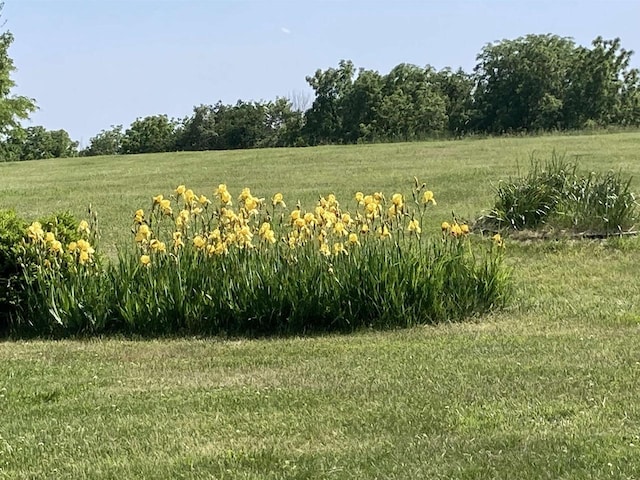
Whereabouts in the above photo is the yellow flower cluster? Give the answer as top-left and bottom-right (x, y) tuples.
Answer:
(131, 181), (447, 266)
(25, 220), (96, 266)
(441, 221), (471, 237)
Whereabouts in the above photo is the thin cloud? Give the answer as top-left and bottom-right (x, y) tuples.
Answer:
(280, 27), (291, 35)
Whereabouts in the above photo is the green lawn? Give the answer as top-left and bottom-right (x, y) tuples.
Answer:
(1, 133), (640, 478)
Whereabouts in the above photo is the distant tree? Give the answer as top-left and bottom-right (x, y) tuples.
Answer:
(377, 64), (447, 139)
(303, 59), (356, 144)
(473, 34), (576, 132)
(564, 37), (640, 128)
(432, 68), (475, 135)
(260, 97), (305, 147)
(120, 114), (178, 154)
(0, 3), (37, 158)
(214, 100), (269, 150)
(175, 104), (218, 151)
(1, 125), (77, 160)
(341, 68), (384, 142)
(43, 128), (78, 158)
(81, 125), (123, 156)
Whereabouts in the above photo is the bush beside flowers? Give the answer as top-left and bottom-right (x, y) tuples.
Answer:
(10, 179), (510, 337)
(0, 210), (92, 334)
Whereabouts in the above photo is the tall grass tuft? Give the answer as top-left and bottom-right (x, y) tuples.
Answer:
(478, 152), (638, 235)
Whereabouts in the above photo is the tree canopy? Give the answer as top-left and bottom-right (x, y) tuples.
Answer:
(3, 30), (640, 161)
(0, 3), (37, 160)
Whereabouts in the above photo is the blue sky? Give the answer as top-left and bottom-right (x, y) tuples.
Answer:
(4, 0), (640, 146)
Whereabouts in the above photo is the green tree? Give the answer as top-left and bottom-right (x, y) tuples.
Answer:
(214, 100), (269, 150)
(121, 115), (178, 154)
(564, 37), (640, 128)
(303, 59), (355, 144)
(175, 105), (218, 151)
(81, 125), (123, 156)
(432, 68), (474, 135)
(341, 68), (384, 142)
(0, 4), (37, 158)
(260, 97), (305, 147)
(378, 64), (447, 140)
(4, 125), (77, 160)
(473, 34), (576, 132)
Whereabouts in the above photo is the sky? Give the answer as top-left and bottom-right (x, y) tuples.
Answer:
(4, 0), (640, 147)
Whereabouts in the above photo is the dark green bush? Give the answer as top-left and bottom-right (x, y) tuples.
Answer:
(0, 209), (27, 333)
(0, 210), (82, 335)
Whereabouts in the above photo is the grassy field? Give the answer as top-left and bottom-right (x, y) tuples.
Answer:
(1, 132), (640, 478)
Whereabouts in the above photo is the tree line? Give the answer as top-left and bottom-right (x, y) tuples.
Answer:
(2, 33), (640, 161)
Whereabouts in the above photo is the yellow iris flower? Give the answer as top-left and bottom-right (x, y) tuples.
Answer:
(261, 227), (276, 244)
(49, 240), (63, 254)
(158, 199), (172, 215)
(377, 224), (391, 239)
(220, 190), (232, 205)
(319, 242), (331, 257)
(304, 212), (316, 225)
(173, 232), (184, 250)
(422, 190), (436, 205)
(244, 196), (258, 212)
(193, 235), (206, 249)
(76, 239), (95, 254)
(239, 187), (252, 201)
(78, 220), (90, 235)
(135, 224), (151, 243)
(133, 210), (144, 224)
(150, 239), (166, 253)
(79, 250), (90, 265)
(27, 222), (44, 241)
(333, 221), (347, 236)
(272, 192), (286, 207)
(214, 241), (228, 255)
(408, 219), (421, 234)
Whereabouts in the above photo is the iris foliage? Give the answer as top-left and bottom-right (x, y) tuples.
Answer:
(11, 180), (509, 337)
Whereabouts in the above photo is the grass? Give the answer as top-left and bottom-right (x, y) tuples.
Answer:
(1, 132), (640, 478)
(2, 132), (639, 252)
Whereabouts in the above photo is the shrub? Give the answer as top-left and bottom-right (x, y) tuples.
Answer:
(12, 181), (510, 337)
(478, 153), (638, 235)
(558, 171), (637, 233)
(2, 211), (94, 335)
(0, 209), (26, 333)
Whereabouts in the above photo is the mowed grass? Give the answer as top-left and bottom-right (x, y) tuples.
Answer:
(1, 132), (640, 478)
